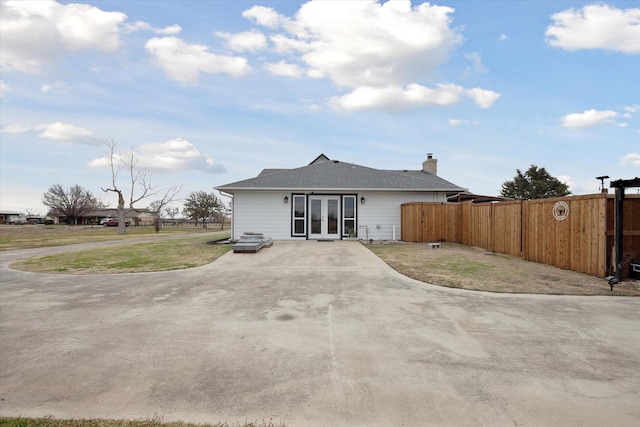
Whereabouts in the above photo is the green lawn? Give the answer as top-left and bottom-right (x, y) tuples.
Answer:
(10, 234), (232, 274)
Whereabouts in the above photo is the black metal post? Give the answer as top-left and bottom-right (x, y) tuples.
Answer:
(614, 186), (624, 284)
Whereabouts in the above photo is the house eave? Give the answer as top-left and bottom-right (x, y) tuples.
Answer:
(215, 186), (467, 193)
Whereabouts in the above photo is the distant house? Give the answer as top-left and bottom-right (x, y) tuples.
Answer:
(83, 208), (156, 226)
(51, 208), (156, 226)
(0, 211), (27, 224)
(216, 154), (467, 241)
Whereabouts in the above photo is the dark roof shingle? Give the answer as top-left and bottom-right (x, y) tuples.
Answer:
(217, 156), (466, 192)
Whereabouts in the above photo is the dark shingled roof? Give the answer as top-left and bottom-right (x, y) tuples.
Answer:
(217, 154), (466, 193)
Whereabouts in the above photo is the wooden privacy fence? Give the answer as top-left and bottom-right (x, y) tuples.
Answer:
(401, 194), (639, 278)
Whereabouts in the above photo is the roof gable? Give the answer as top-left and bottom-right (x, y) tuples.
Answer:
(217, 155), (466, 193)
(309, 153), (331, 164)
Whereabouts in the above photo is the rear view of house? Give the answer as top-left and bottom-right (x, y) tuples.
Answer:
(216, 154), (466, 241)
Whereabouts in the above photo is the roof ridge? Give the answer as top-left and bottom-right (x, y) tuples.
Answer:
(382, 168), (456, 186)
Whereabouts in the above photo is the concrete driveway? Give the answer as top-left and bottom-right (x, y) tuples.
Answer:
(1, 240), (639, 426)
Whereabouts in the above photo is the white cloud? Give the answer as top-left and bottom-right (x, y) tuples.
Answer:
(155, 24), (181, 35)
(122, 20), (151, 33)
(145, 36), (252, 82)
(239, 1), (500, 112)
(0, 0), (126, 73)
(216, 30), (267, 52)
(463, 52), (487, 76)
(237, 0), (500, 112)
(88, 138), (225, 174)
(1, 124), (29, 134)
(265, 60), (303, 78)
(497, 33), (508, 41)
(557, 175), (576, 192)
(465, 87), (501, 108)
(561, 109), (618, 129)
(331, 83), (463, 112)
(622, 152), (640, 166)
(449, 119), (479, 126)
(242, 5), (286, 29)
(0, 80), (8, 98)
(123, 21), (181, 35)
(36, 122), (94, 142)
(331, 83), (502, 112)
(546, 4), (640, 54)
(289, 1), (463, 88)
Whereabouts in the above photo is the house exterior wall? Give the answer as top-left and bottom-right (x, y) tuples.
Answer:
(231, 190), (447, 241)
(232, 191), (292, 240)
(358, 191), (445, 240)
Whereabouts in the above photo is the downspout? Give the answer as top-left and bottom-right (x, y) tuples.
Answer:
(218, 190), (234, 240)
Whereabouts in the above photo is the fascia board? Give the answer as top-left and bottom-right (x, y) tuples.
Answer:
(215, 186), (467, 192)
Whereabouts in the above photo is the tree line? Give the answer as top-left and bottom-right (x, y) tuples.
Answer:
(42, 139), (226, 232)
(43, 185), (227, 229)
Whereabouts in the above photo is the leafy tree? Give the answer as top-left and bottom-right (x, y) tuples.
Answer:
(182, 191), (224, 228)
(500, 165), (571, 200)
(42, 184), (103, 224)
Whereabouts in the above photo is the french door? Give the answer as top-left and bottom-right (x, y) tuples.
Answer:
(309, 196), (340, 239)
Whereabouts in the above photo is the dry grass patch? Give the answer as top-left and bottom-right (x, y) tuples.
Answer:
(365, 242), (640, 296)
(0, 225), (219, 251)
(0, 417), (283, 427)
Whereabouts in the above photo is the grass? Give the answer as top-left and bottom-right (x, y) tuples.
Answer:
(0, 417), (283, 427)
(10, 234), (232, 274)
(0, 225), (218, 251)
(365, 242), (640, 296)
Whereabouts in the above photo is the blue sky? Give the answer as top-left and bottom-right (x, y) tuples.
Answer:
(1, 0), (638, 215)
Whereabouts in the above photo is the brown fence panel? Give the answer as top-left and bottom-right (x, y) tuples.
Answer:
(402, 194), (608, 277)
(523, 194), (606, 276)
(492, 200), (522, 257)
(459, 202), (472, 246)
(469, 203), (491, 249)
(400, 203), (422, 242)
(401, 202), (460, 242)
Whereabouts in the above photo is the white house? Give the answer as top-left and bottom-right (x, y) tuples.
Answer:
(216, 154), (467, 241)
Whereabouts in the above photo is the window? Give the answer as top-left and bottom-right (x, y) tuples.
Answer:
(342, 195), (356, 237)
(292, 195), (306, 236)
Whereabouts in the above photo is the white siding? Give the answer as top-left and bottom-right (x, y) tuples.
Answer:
(232, 191), (293, 240)
(357, 191), (445, 241)
(231, 190), (447, 241)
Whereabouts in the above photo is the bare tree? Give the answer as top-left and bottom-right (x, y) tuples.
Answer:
(101, 140), (128, 234)
(100, 139), (177, 234)
(42, 184), (102, 225)
(148, 186), (182, 233)
(124, 150), (155, 208)
(165, 207), (180, 220)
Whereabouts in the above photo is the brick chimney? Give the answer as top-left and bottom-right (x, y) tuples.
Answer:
(422, 153), (437, 175)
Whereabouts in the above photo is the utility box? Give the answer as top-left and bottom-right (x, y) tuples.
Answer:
(630, 262), (640, 280)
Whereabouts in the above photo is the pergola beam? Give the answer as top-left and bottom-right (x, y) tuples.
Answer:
(609, 177), (639, 289)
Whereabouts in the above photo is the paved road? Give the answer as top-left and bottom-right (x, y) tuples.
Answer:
(1, 240), (639, 426)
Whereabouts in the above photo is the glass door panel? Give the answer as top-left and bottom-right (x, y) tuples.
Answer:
(327, 199), (338, 234)
(309, 196), (341, 239)
(310, 198), (322, 235)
